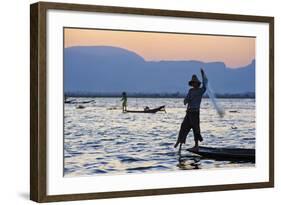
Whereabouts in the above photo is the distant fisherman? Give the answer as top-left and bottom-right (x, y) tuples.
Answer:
(174, 68), (208, 153)
(121, 92), (127, 112)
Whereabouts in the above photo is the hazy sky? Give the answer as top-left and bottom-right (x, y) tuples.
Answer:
(64, 28), (255, 68)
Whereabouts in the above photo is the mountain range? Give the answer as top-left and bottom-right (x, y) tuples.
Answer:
(64, 46), (255, 95)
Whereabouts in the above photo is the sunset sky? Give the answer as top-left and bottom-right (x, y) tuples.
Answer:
(64, 28), (255, 68)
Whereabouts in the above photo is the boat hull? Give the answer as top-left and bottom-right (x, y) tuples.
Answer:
(187, 146), (255, 162)
(126, 106), (165, 114)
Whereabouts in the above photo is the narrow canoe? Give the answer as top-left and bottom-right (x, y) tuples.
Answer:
(126, 105), (165, 113)
(65, 100), (95, 104)
(187, 146), (255, 162)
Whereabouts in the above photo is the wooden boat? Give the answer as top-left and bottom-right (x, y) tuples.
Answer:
(187, 146), (255, 162)
(65, 99), (95, 104)
(76, 105), (85, 109)
(64, 99), (75, 104)
(126, 105), (166, 113)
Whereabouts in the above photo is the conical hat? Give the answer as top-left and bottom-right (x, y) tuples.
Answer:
(188, 75), (201, 86)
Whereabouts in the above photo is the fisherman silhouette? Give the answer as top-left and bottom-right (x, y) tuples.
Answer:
(121, 92), (127, 112)
(174, 68), (208, 154)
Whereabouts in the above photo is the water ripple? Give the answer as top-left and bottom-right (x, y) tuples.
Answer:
(64, 98), (255, 177)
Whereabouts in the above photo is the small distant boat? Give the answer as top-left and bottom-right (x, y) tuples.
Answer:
(187, 146), (255, 162)
(64, 99), (75, 104)
(126, 105), (166, 114)
(65, 99), (95, 104)
(76, 105), (85, 109)
(78, 100), (95, 104)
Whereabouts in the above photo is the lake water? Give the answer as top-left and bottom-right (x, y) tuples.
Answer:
(64, 97), (255, 177)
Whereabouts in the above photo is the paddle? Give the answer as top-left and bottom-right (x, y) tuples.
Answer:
(201, 68), (225, 118)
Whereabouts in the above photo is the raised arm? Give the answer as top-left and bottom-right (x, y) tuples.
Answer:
(200, 68), (208, 94)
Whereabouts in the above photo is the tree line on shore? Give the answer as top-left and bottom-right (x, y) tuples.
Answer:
(65, 92), (255, 99)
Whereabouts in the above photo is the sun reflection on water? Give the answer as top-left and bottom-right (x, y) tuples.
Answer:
(64, 98), (255, 177)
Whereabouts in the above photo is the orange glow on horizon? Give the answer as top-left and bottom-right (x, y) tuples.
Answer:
(64, 28), (255, 68)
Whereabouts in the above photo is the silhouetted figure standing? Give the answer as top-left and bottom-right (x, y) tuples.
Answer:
(121, 92), (127, 112)
(174, 68), (208, 154)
